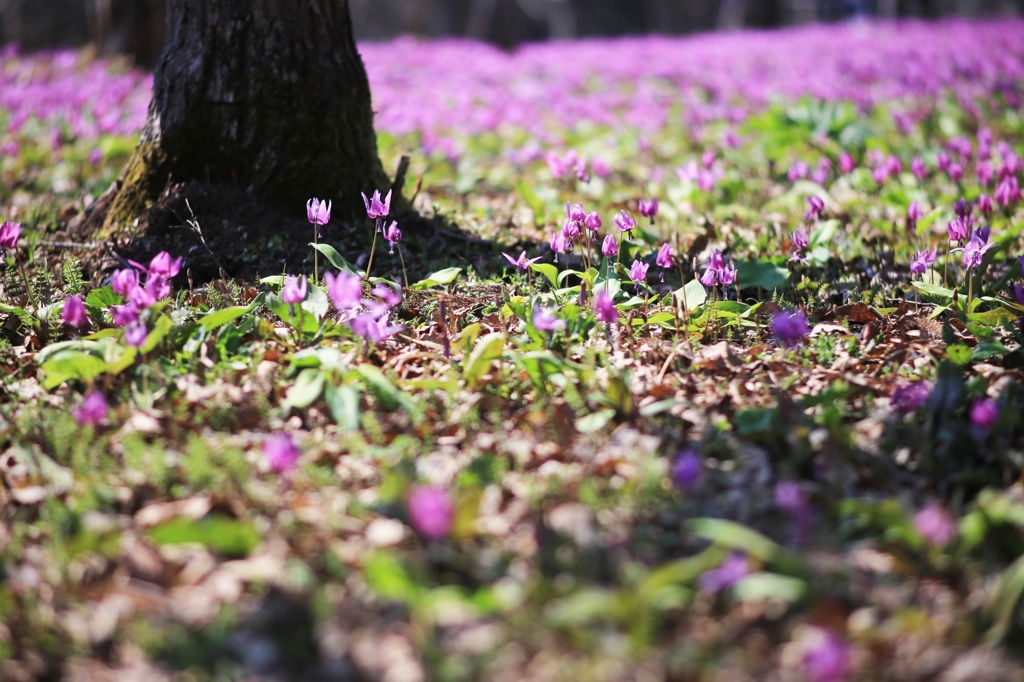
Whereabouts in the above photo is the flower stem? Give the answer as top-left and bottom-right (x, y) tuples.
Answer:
(397, 245), (409, 288)
(365, 219), (380, 281)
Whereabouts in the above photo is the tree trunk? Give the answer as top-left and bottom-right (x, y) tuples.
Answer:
(100, 0), (390, 240)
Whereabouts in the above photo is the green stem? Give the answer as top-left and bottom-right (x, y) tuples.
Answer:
(365, 219), (380, 281)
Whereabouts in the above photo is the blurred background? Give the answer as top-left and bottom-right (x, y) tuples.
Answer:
(1, 0), (1022, 67)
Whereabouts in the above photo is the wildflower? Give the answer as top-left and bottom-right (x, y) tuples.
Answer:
(561, 218), (580, 242)
(325, 271), (363, 311)
(566, 201), (586, 223)
(349, 309), (402, 343)
(788, 160), (809, 181)
(906, 200), (924, 233)
(799, 628), (851, 682)
(282, 275), (308, 304)
(804, 195), (825, 221)
(601, 234), (618, 257)
(361, 188), (392, 220)
(911, 156), (927, 179)
(264, 433), (301, 474)
(774, 481), (808, 517)
(838, 152), (856, 175)
(772, 310), (810, 347)
(914, 503), (956, 547)
(629, 259), (649, 287)
(584, 211), (602, 233)
(977, 193), (994, 215)
(946, 217), (969, 242)
(384, 221), (402, 253)
(72, 390), (108, 426)
(110, 304), (139, 326)
(111, 268), (139, 297)
(812, 158), (832, 184)
(953, 197), (972, 218)
(532, 304), (564, 333)
(655, 243), (673, 281)
(700, 250), (733, 287)
(145, 251), (183, 279)
(306, 197), (332, 226)
(953, 231), (997, 271)
(146, 275), (171, 301)
(62, 295), (87, 328)
(0, 219), (21, 253)
(614, 210), (636, 239)
(947, 163), (963, 182)
(970, 397), (999, 429)
(718, 263), (737, 285)
(977, 161), (993, 186)
(698, 552), (749, 593)
(124, 323), (147, 347)
(503, 250), (541, 271)
(995, 176), (1022, 207)
(594, 290), (618, 323)
(549, 231), (569, 260)
(671, 449), (701, 490)
(890, 381), (931, 413)
(909, 247), (936, 275)
(406, 485), (454, 540)
(638, 197), (658, 224)
(937, 152), (951, 172)
(372, 282), (401, 308)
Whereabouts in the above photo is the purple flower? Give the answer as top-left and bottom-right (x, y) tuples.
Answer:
(384, 221), (402, 253)
(1013, 282), (1024, 305)
(914, 503), (956, 547)
(263, 433), (301, 474)
(407, 485), (454, 540)
(701, 250), (734, 286)
(349, 309), (402, 343)
(110, 304), (139, 326)
(325, 271), (363, 311)
(532, 304), (565, 333)
(629, 259), (649, 285)
(503, 250), (541, 271)
(671, 449), (701, 490)
(890, 381), (931, 413)
(698, 552), (749, 593)
(937, 152), (951, 172)
(111, 268), (140, 297)
(789, 228), (810, 264)
(306, 197), (332, 226)
(372, 283), (402, 309)
(584, 211), (602, 233)
(594, 290), (618, 323)
(146, 251), (183, 280)
(788, 160), (809, 181)
(655, 243), (673, 270)
(909, 247), (936, 275)
(952, 232), (997, 271)
(838, 152), (856, 175)
(62, 295), (87, 328)
(911, 156), (927, 179)
(561, 218), (581, 242)
(995, 176), (1022, 207)
(804, 195), (825, 221)
(282, 275), (308, 304)
(614, 210), (636, 238)
(977, 161), (994, 186)
(549, 231), (569, 259)
(361, 189), (392, 220)
(948, 162), (963, 182)
(906, 200), (924, 233)
(638, 197), (659, 223)
(774, 481), (807, 516)
(970, 397), (999, 429)
(953, 197), (973, 219)
(124, 323), (147, 347)
(0, 219), (21, 253)
(947, 217), (969, 242)
(799, 628), (851, 682)
(601, 234), (618, 257)
(978, 194), (994, 215)
(72, 390), (108, 426)
(566, 201), (586, 223)
(772, 310), (810, 347)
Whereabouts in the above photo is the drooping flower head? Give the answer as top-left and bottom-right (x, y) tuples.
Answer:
(549, 231), (569, 260)
(282, 275), (308, 304)
(62, 295), (87, 328)
(73, 390), (109, 427)
(124, 323), (148, 347)
(0, 219), (20, 253)
(325, 271), (362, 311)
(655, 243), (673, 270)
(532, 303), (565, 333)
(970, 397), (999, 429)
(594, 290), (618, 324)
(946, 217), (969, 242)
(384, 221), (402, 253)
(372, 282), (402, 309)
(306, 197), (332, 226)
(146, 251), (183, 280)
(909, 247), (936, 275)
(601, 234), (618, 257)
(804, 195), (825, 221)
(407, 485), (454, 540)
(629, 259), (649, 286)
(614, 210), (636, 238)
(953, 231), (997, 271)
(838, 152), (856, 175)
(566, 201), (586, 223)
(583, 211), (602, 233)
(111, 268), (140, 297)
(906, 200), (924, 233)
(361, 188), (392, 220)
(671, 449), (701, 490)
(772, 310), (810, 347)
(799, 628), (851, 682)
(638, 197), (658, 224)
(977, 193), (994, 215)
(263, 433), (301, 474)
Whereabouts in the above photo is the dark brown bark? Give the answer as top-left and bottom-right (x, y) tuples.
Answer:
(101, 0), (389, 238)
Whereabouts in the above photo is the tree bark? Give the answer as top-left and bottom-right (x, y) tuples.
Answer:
(100, 0), (390, 239)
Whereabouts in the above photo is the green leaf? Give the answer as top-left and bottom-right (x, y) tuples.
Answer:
(84, 285), (121, 311)
(283, 368), (326, 411)
(946, 343), (973, 366)
(40, 351), (108, 389)
(530, 262), (559, 288)
(139, 314), (174, 354)
(687, 518), (806, 578)
(463, 332), (505, 389)
(147, 515), (261, 559)
(912, 280), (955, 300)
(986, 553), (1024, 642)
(733, 573), (807, 603)
(357, 365), (402, 411)
(0, 302), (34, 329)
(197, 300), (260, 332)
(576, 408), (616, 434)
(545, 589), (618, 629)
(674, 278), (707, 311)
(412, 267), (463, 289)
(325, 383), (361, 431)
(735, 261), (790, 291)
(973, 338), (1009, 361)
(301, 280), (330, 321)
(310, 242), (363, 276)
(365, 551), (423, 604)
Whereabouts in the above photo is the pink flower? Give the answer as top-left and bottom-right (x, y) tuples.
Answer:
(282, 275), (308, 304)
(372, 283), (402, 308)
(655, 243), (673, 279)
(699, 552), (749, 592)
(532, 304), (564, 333)
(772, 310), (810, 347)
(614, 210), (636, 238)
(72, 390), (108, 426)
(952, 232), (997, 271)
(804, 195), (825, 221)
(909, 247), (936, 275)
(601, 234), (618, 257)
(62, 295), (87, 328)
(384, 221), (402, 253)
(263, 433), (301, 474)
(799, 628), (851, 682)
(594, 290), (618, 323)
(146, 251), (183, 279)
(629, 259), (649, 284)
(325, 271), (362, 311)
(638, 197), (658, 223)
(361, 189), (392, 220)
(502, 250), (540, 271)
(970, 397), (999, 429)
(906, 200), (924, 233)
(671, 449), (701, 490)
(566, 202), (586, 223)
(914, 503), (956, 547)
(0, 219), (21, 252)
(583, 211), (602, 233)
(306, 197), (332, 226)
(111, 268), (139, 297)
(407, 485), (454, 540)
(838, 152), (856, 175)
(124, 323), (148, 347)
(349, 309), (402, 343)
(911, 156), (927, 179)
(549, 231), (569, 259)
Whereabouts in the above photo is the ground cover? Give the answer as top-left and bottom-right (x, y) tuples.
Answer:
(2, 18), (1024, 681)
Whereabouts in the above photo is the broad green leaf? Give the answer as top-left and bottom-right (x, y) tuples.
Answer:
(576, 408), (616, 434)
(148, 515), (260, 559)
(463, 332), (505, 389)
(283, 368), (326, 410)
(310, 242), (362, 276)
(733, 573), (807, 603)
(197, 299), (260, 332)
(674, 278), (707, 311)
(946, 343), (972, 366)
(530, 262), (559, 288)
(0, 302), (33, 328)
(735, 261), (790, 291)
(41, 351), (108, 389)
(325, 383), (360, 431)
(365, 551), (423, 604)
(545, 589), (618, 628)
(357, 365), (402, 411)
(687, 518), (806, 577)
(84, 285), (120, 310)
(139, 314), (174, 354)
(301, 279), (330, 321)
(412, 267), (463, 289)
(912, 280), (955, 300)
